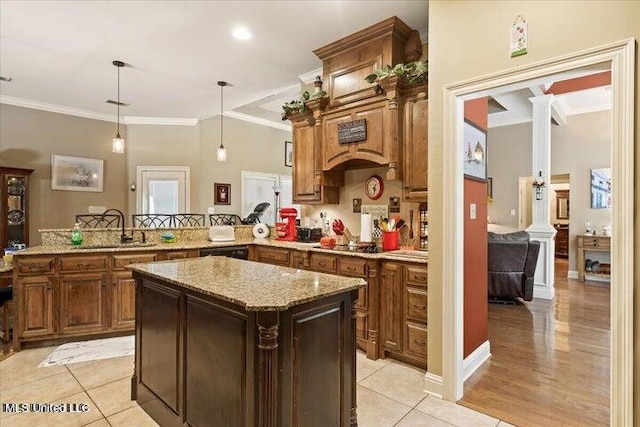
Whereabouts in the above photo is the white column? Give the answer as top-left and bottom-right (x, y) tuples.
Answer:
(526, 94), (556, 300)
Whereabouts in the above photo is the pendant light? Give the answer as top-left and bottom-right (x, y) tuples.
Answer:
(217, 81), (227, 162)
(112, 60), (125, 153)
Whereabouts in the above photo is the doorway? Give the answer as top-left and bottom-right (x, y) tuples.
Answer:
(441, 39), (634, 425)
(136, 166), (191, 214)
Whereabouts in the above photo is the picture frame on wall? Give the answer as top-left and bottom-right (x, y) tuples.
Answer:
(590, 168), (611, 209)
(214, 183), (231, 205)
(462, 120), (487, 181)
(285, 141), (293, 167)
(51, 154), (104, 192)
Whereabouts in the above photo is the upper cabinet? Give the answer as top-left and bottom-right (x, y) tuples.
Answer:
(1, 167), (34, 253)
(284, 16), (428, 203)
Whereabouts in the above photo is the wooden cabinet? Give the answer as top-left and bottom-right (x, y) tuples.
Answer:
(252, 246), (292, 267)
(309, 252), (337, 274)
(288, 99), (342, 204)
(1, 167), (34, 254)
(577, 235), (611, 282)
(13, 251), (157, 350)
(402, 84), (428, 201)
(554, 224), (569, 258)
(59, 273), (107, 334)
(158, 249), (199, 261)
(380, 261), (427, 368)
(18, 275), (55, 338)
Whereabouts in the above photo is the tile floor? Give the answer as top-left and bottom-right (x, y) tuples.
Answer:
(0, 346), (515, 426)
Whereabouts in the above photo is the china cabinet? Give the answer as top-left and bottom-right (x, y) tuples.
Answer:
(1, 167), (34, 254)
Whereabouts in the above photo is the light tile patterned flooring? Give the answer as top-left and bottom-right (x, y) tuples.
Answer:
(0, 346), (514, 426)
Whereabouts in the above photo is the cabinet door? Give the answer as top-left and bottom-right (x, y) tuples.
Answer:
(292, 123), (320, 203)
(380, 262), (403, 352)
(59, 273), (107, 334)
(112, 271), (136, 330)
(19, 275), (55, 338)
(403, 89), (428, 201)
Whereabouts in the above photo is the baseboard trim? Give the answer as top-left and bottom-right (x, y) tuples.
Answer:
(463, 340), (491, 382)
(423, 372), (443, 398)
(568, 270), (578, 279)
(533, 285), (555, 300)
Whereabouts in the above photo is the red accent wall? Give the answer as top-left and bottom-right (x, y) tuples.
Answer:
(463, 98), (488, 359)
(545, 71), (611, 95)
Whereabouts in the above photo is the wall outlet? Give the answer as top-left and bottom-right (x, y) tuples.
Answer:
(207, 206), (215, 214)
(470, 203), (477, 220)
(88, 206), (106, 214)
(510, 209), (516, 217)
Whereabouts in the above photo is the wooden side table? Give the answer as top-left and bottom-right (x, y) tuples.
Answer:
(577, 235), (611, 282)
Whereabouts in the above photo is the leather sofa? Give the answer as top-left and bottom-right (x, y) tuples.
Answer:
(488, 231), (540, 302)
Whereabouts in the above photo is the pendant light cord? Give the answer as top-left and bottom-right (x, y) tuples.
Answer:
(219, 83), (224, 149)
(117, 65), (120, 135)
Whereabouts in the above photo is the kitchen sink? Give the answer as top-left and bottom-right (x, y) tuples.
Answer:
(72, 242), (157, 249)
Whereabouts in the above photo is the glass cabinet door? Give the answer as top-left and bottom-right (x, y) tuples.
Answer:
(7, 175), (27, 247)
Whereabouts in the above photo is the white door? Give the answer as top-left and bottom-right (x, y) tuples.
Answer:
(137, 166), (190, 214)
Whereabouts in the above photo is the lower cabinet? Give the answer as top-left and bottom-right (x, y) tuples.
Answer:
(59, 273), (108, 334)
(18, 275), (55, 338)
(111, 271), (137, 330)
(250, 246), (292, 267)
(380, 261), (428, 369)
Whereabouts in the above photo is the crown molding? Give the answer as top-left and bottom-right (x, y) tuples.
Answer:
(124, 116), (199, 126)
(0, 95), (117, 123)
(224, 111), (291, 132)
(418, 26), (428, 45)
(298, 68), (323, 84)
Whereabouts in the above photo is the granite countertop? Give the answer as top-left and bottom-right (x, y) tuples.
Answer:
(12, 238), (427, 264)
(128, 256), (366, 311)
(0, 261), (12, 273)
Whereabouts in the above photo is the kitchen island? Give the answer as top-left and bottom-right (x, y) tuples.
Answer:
(128, 256), (366, 427)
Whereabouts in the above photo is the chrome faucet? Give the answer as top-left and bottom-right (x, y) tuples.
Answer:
(100, 208), (132, 244)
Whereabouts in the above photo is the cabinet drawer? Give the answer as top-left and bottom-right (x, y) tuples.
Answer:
(309, 253), (337, 273)
(337, 257), (367, 277)
(405, 323), (427, 358)
(16, 257), (55, 275)
(581, 237), (610, 249)
(113, 253), (157, 270)
(406, 266), (427, 287)
(256, 247), (290, 266)
(406, 287), (427, 322)
(59, 256), (108, 273)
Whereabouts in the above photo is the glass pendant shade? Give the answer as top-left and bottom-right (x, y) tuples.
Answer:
(113, 134), (125, 153)
(217, 145), (227, 162)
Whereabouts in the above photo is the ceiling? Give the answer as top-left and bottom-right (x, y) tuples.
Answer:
(0, 1), (429, 128)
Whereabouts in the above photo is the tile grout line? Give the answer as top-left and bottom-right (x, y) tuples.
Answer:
(66, 364), (110, 423)
(357, 383), (423, 410)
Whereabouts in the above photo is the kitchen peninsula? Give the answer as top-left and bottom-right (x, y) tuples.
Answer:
(129, 256), (365, 427)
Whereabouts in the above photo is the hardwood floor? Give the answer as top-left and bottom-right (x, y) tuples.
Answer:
(459, 258), (610, 427)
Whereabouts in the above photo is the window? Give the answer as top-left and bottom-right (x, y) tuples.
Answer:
(136, 166), (190, 214)
(241, 171), (299, 224)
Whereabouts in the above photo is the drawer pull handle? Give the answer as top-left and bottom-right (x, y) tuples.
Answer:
(347, 266), (357, 271)
(46, 285), (52, 290)
(318, 262), (327, 267)
(412, 304), (426, 310)
(413, 275), (426, 281)
(77, 263), (91, 268)
(29, 264), (43, 270)
(414, 339), (426, 346)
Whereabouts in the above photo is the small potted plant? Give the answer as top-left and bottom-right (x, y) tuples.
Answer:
(364, 60), (428, 93)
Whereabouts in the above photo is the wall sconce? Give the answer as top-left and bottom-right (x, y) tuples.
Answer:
(129, 181), (136, 192)
(532, 171), (545, 200)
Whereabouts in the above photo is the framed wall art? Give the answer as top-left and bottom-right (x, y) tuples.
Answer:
(51, 154), (104, 192)
(214, 183), (231, 205)
(590, 168), (611, 209)
(462, 120), (487, 181)
(285, 141), (293, 167)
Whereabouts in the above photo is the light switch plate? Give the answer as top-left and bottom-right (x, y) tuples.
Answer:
(207, 206), (215, 214)
(88, 206), (106, 214)
(470, 203), (477, 220)
(510, 209), (516, 216)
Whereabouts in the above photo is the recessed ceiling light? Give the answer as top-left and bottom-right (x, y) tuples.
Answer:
(232, 27), (251, 40)
(0, 76), (12, 82)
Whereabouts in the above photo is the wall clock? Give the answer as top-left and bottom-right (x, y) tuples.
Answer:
(365, 175), (384, 200)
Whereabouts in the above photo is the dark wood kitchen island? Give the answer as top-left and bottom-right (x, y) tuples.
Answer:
(128, 256), (365, 427)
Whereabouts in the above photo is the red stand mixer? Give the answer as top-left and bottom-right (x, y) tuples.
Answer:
(275, 207), (298, 241)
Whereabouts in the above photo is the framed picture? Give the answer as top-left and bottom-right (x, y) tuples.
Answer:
(462, 120), (487, 181)
(284, 141), (293, 167)
(590, 168), (611, 209)
(51, 154), (104, 192)
(214, 183), (231, 205)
